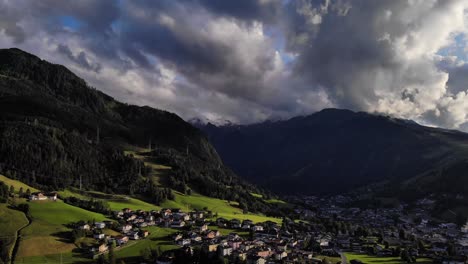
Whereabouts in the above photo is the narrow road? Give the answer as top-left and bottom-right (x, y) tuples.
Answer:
(340, 252), (347, 264)
(11, 210), (31, 264)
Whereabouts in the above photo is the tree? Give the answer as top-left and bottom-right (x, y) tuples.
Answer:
(9, 185), (14, 195)
(399, 229), (406, 240)
(25, 188), (31, 198)
(109, 241), (116, 264)
(400, 249), (410, 262)
(19, 187), (24, 197)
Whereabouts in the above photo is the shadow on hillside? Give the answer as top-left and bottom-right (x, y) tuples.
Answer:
(51, 230), (73, 243)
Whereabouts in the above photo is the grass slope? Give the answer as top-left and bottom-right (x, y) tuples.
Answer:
(115, 227), (179, 263)
(162, 191), (281, 223)
(0, 204), (28, 260)
(17, 200), (108, 259)
(0, 175), (39, 193)
(344, 253), (432, 264)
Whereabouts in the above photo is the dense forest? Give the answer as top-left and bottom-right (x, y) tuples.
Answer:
(0, 48), (274, 213)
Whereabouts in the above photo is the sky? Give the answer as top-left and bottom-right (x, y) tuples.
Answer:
(1, 0), (468, 130)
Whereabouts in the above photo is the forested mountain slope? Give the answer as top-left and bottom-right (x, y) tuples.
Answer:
(0, 48), (269, 210)
(197, 109), (468, 196)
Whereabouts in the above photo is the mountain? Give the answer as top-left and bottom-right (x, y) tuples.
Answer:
(0, 48), (270, 210)
(197, 109), (468, 197)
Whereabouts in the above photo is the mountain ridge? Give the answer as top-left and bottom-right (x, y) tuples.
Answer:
(197, 108), (468, 196)
(0, 48), (275, 213)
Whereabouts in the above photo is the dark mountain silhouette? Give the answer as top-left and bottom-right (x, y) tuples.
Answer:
(197, 109), (468, 196)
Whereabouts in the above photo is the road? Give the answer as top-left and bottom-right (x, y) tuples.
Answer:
(340, 252), (347, 264)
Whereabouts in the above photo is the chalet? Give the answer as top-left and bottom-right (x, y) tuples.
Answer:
(190, 211), (204, 219)
(30, 192), (57, 201)
(203, 243), (219, 252)
(247, 256), (266, 264)
(95, 222), (106, 229)
(177, 239), (191, 246)
(230, 219), (241, 229)
(252, 225), (264, 232)
(129, 232), (139, 240)
(205, 230), (220, 239)
(98, 243), (108, 253)
(232, 251), (247, 261)
(122, 208), (132, 213)
(216, 218), (227, 227)
(79, 224), (90, 230)
(229, 240), (242, 250)
(120, 224), (132, 233)
(275, 251), (288, 260)
(171, 220), (185, 228)
(116, 235), (129, 245)
(220, 246), (233, 256)
(94, 233), (105, 240)
(140, 230), (150, 238)
(199, 224), (208, 232)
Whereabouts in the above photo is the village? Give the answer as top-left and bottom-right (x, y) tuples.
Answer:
(62, 192), (468, 264)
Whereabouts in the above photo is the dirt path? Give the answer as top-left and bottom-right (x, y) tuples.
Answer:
(10, 211), (31, 264)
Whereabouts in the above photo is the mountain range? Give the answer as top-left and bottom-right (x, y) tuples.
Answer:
(197, 109), (468, 197)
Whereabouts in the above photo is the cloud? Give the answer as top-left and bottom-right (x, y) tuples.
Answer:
(0, 0), (468, 129)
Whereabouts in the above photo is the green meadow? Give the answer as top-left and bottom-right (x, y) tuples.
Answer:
(0, 204), (29, 260)
(17, 200), (108, 259)
(115, 227), (179, 263)
(344, 253), (433, 264)
(0, 174), (39, 193)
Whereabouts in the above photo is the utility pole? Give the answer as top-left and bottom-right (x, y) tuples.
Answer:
(148, 138), (152, 151)
(79, 175), (82, 191)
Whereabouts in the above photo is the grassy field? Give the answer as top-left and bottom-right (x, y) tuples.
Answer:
(0, 175), (39, 193)
(60, 188), (281, 224)
(0, 203), (29, 260)
(115, 227), (179, 263)
(162, 191), (282, 224)
(17, 200), (108, 259)
(344, 253), (433, 264)
(250, 192), (289, 206)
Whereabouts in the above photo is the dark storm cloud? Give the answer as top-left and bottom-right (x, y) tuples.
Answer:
(118, 0), (280, 102)
(0, 1), (26, 43)
(57, 44), (102, 73)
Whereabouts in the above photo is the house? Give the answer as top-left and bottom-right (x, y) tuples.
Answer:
(230, 219), (241, 229)
(29, 192), (47, 201)
(79, 224), (90, 230)
(205, 230), (220, 239)
(171, 220), (185, 228)
(220, 246), (233, 256)
(116, 235), (129, 245)
(247, 256), (266, 264)
(98, 243), (108, 253)
(177, 239), (191, 246)
(94, 233), (105, 240)
(257, 249), (272, 258)
(252, 225), (264, 232)
(129, 232), (139, 240)
(275, 251), (288, 260)
(121, 224), (132, 233)
(140, 230), (150, 238)
(95, 222), (106, 229)
(199, 224), (208, 232)
(204, 244), (219, 252)
(30, 192), (58, 201)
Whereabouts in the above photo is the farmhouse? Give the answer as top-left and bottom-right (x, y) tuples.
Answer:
(29, 192), (57, 201)
(94, 222), (106, 229)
